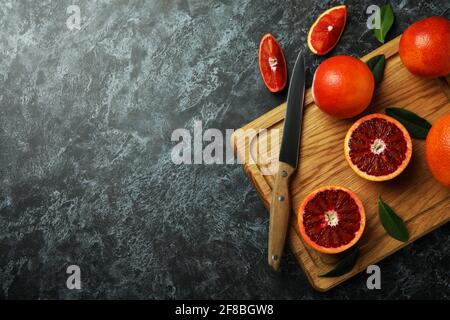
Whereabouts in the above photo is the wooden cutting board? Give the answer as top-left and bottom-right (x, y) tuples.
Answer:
(231, 35), (450, 292)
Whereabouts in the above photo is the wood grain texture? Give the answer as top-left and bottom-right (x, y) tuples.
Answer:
(268, 161), (296, 270)
(231, 35), (450, 292)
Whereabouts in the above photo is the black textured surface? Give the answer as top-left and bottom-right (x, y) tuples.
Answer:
(0, 0), (449, 299)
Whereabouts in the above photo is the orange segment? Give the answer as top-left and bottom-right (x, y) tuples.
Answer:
(344, 114), (413, 181)
(298, 186), (365, 254)
(307, 5), (347, 56)
(258, 33), (287, 93)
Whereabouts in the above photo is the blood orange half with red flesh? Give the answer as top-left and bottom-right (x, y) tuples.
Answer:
(344, 114), (413, 181)
(307, 5), (347, 55)
(298, 186), (365, 254)
(258, 33), (287, 92)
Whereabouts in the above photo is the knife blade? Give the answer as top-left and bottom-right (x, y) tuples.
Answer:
(268, 51), (306, 270)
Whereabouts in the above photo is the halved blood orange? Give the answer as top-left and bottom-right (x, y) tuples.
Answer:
(258, 33), (287, 92)
(344, 114), (413, 181)
(307, 5), (347, 56)
(298, 186), (365, 254)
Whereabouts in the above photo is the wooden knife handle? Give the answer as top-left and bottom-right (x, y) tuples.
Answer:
(268, 161), (295, 270)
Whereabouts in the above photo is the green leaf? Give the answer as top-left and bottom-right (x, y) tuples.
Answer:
(319, 247), (359, 278)
(366, 54), (386, 85)
(374, 4), (395, 43)
(378, 196), (409, 242)
(385, 107), (432, 139)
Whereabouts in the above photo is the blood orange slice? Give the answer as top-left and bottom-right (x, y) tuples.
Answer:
(307, 5), (347, 56)
(258, 33), (287, 92)
(344, 114), (413, 181)
(298, 186), (365, 254)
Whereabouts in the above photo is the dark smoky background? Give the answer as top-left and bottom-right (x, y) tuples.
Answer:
(0, 0), (448, 299)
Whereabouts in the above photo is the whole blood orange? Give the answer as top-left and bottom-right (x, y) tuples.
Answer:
(344, 114), (412, 181)
(399, 16), (450, 78)
(307, 5), (347, 56)
(258, 33), (287, 92)
(298, 186), (365, 254)
(426, 114), (450, 187)
(312, 56), (375, 119)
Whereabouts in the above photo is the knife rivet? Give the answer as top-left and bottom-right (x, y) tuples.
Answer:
(272, 255), (278, 261)
(278, 195), (285, 202)
(281, 170), (288, 177)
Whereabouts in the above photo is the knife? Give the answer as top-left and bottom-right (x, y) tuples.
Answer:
(268, 51), (306, 271)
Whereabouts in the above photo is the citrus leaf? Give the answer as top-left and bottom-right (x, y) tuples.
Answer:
(366, 54), (386, 85)
(378, 196), (409, 242)
(319, 247), (359, 278)
(374, 4), (394, 43)
(385, 107), (432, 139)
